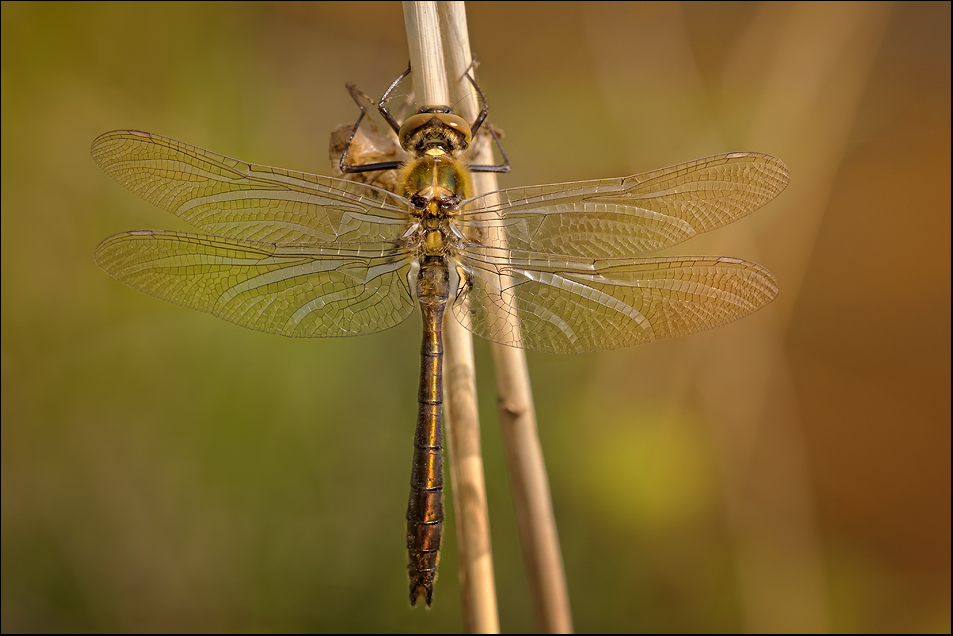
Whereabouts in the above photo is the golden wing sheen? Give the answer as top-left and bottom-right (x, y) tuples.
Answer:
(95, 230), (416, 337)
(93, 131), (417, 337)
(451, 152), (787, 353)
(454, 247), (778, 353)
(94, 131), (786, 349)
(91, 130), (412, 244)
(456, 152), (789, 258)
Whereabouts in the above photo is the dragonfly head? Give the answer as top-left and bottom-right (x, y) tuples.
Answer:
(399, 107), (471, 154)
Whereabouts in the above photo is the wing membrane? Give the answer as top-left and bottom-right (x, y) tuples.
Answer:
(456, 152), (789, 258)
(91, 130), (413, 245)
(453, 246), (778, 353)
(96, 230), (416, 338)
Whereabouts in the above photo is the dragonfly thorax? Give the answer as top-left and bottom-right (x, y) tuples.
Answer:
(400, 152), (471, 214)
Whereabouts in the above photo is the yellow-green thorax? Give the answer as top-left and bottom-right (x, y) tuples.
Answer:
(399, 149), (471, 220)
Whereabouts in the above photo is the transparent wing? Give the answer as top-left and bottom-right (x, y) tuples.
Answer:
(456, 152), (789, 258)
(452, 247), (778, 353)
(91, 130), (414, 245)
(96, 230), (416, 338)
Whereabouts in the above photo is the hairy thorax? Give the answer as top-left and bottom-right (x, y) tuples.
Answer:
(399, 149), (471, 259)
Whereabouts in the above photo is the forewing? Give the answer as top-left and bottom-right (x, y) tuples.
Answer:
(456, 153), (789, 258)
(96, 230), (416, 338)
(452, 247), (778, 353)
(91, 130), (413, 245)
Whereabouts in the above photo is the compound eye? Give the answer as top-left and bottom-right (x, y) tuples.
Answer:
(397, 112), (473, 150)
(398, 113), (436, 149)
(433, 113), (472, 146)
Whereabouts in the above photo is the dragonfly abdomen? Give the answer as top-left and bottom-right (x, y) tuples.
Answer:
(407, 258), (450, 607)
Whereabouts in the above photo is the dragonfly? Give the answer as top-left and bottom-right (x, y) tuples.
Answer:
(92, 67), (789, 607)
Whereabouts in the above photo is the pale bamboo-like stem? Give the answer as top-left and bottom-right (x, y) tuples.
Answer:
(489, 345), (573, 634)
(403, 2), (448, 105)
(402, 3), (499, 632)
(437, 3), (573, 633)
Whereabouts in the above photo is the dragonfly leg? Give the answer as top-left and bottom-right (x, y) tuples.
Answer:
(462, 63), (511, 174)
(467, 123), (512, 173)
(461, 59), (488, 137)
(378, 62), (412, 134)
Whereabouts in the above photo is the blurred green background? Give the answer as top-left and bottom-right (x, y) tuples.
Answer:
(2, 1), (949, 632)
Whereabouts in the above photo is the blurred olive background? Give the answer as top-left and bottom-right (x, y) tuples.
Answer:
(2, 1), (949, 632)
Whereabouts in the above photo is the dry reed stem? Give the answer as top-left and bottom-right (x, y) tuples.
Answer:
(437, 3), (573, 633)
(402, 2), (498, 632)
(404, 3), (572, 631)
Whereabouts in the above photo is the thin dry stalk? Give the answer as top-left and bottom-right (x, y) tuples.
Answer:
(437, 3), (573, 633)
(402, 2), (499, 632)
